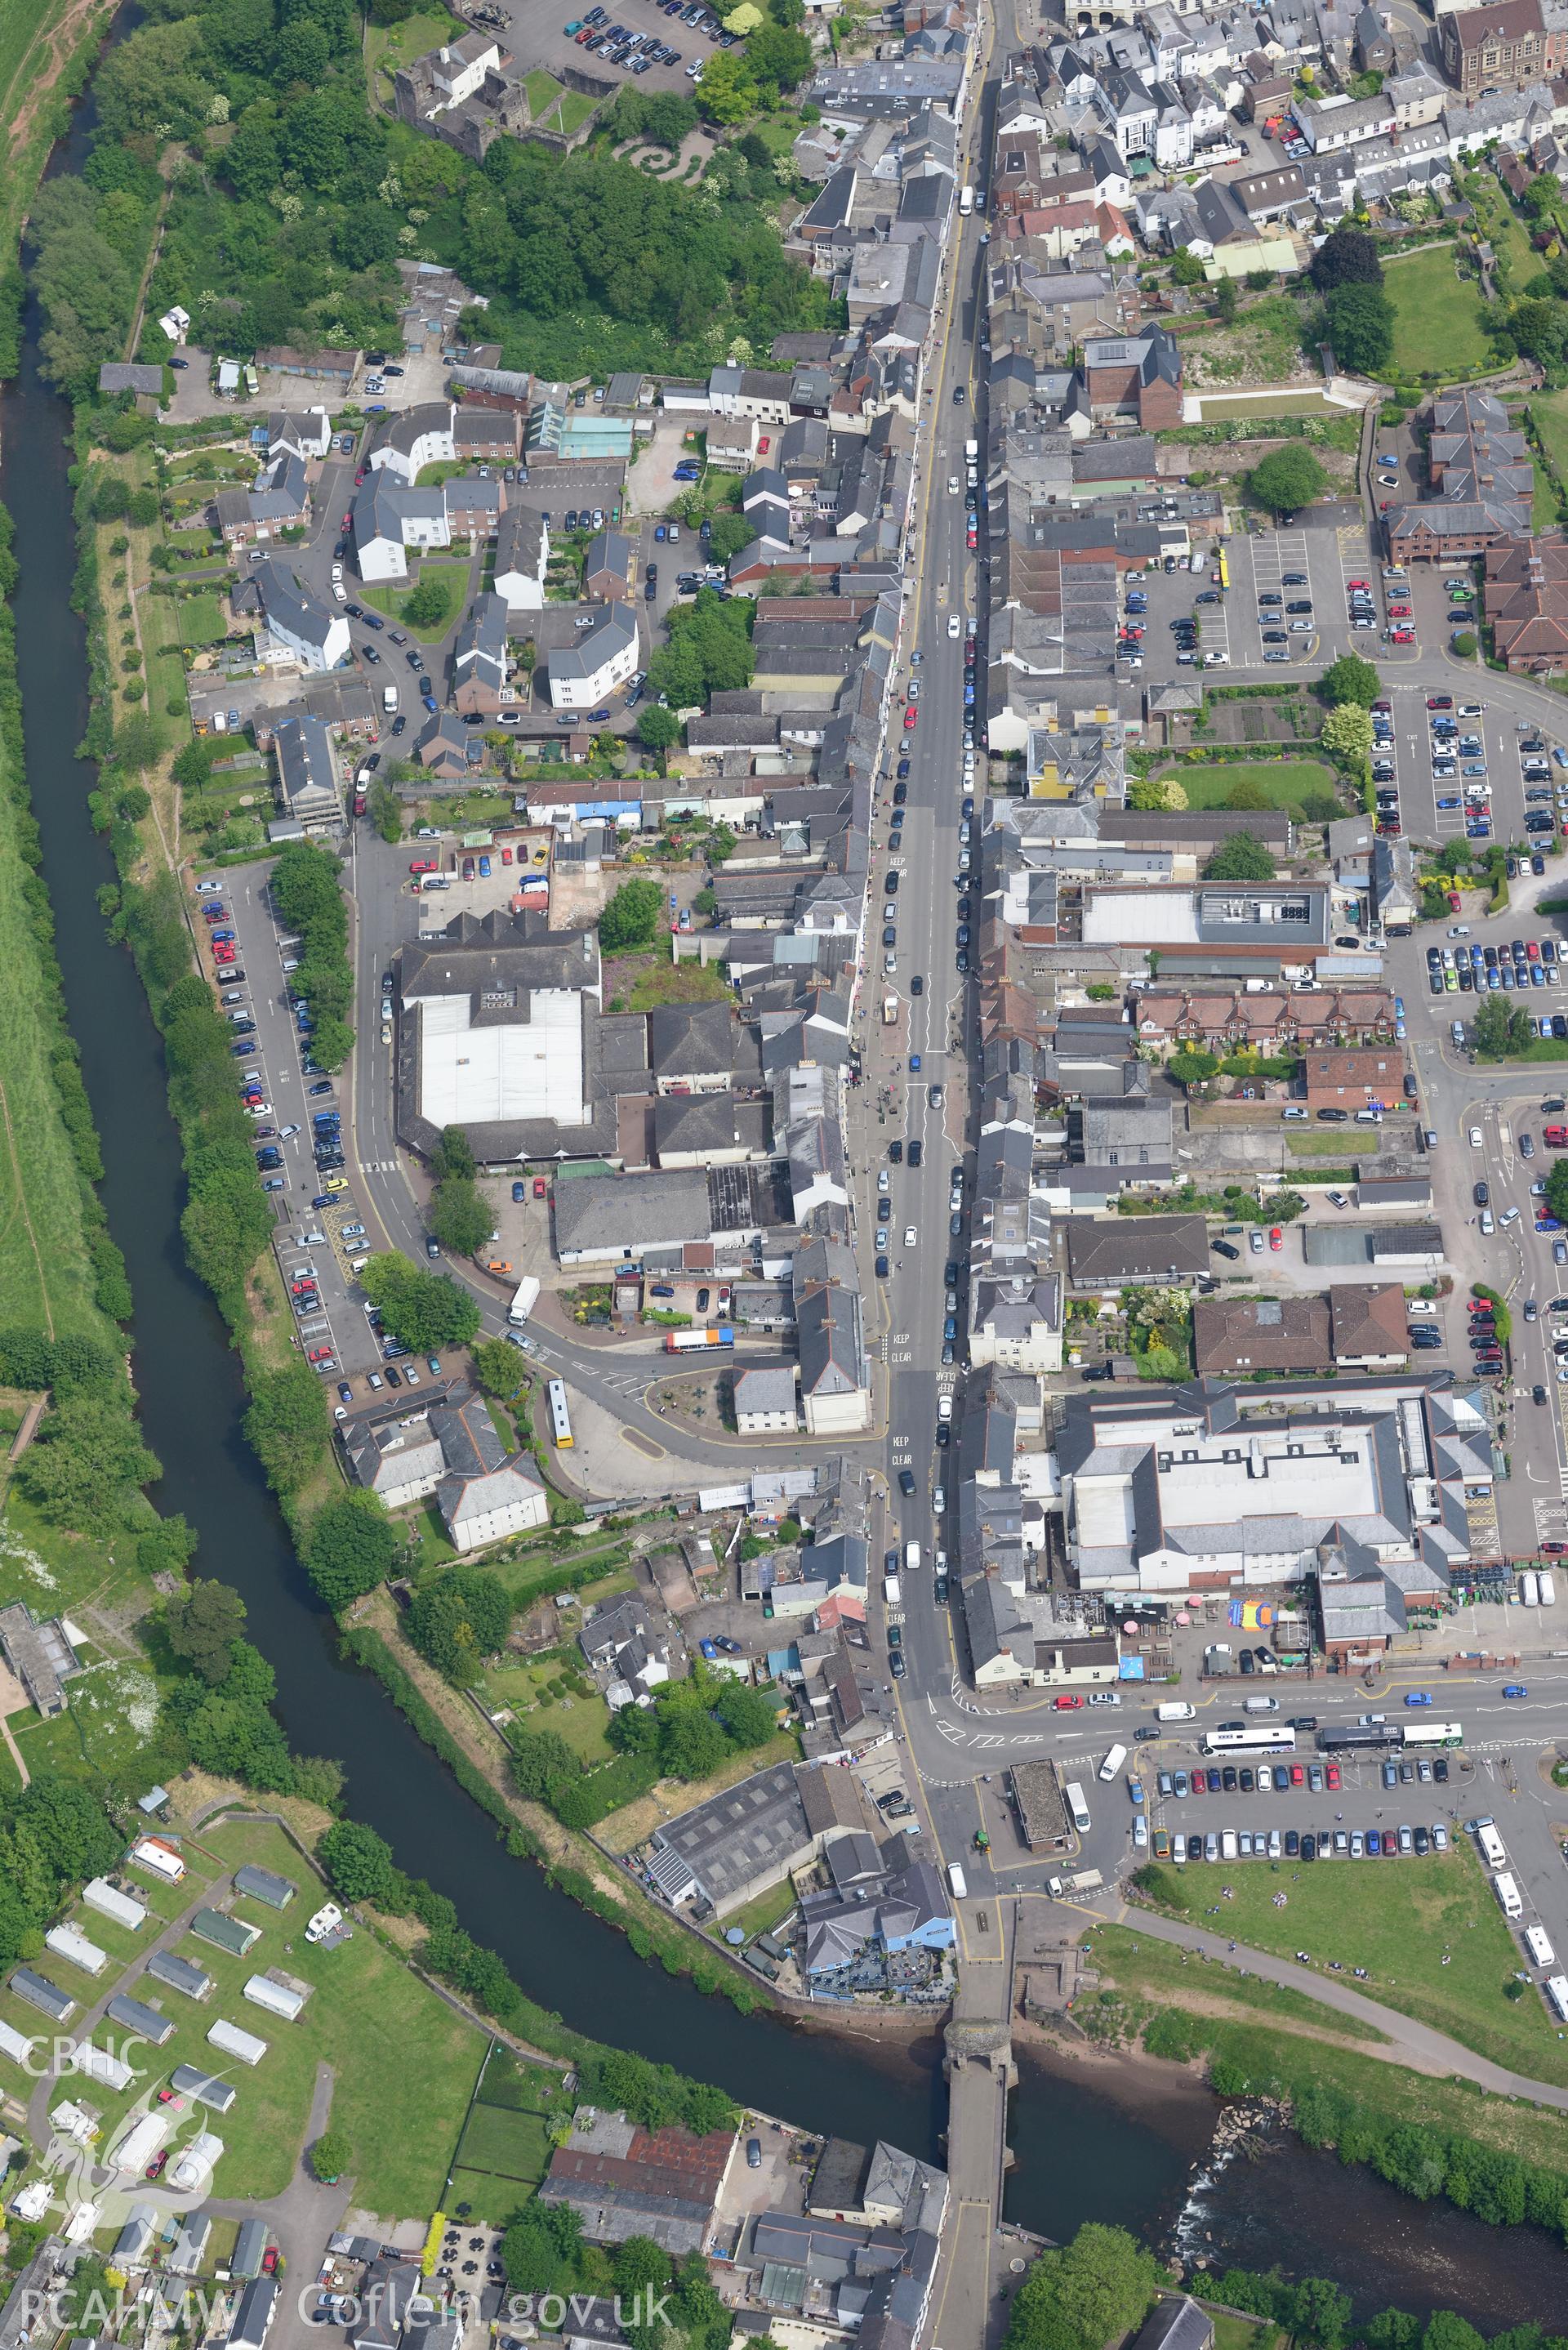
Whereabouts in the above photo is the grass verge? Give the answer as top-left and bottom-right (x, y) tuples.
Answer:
(1153, 759), (1335, 814)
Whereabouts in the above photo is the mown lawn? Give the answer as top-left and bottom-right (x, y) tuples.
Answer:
(1134, 1838), (1568, 2085)
(1383, 247), (1494, 380)
(0, 1817), (483, 2228)
(1153, 759), (1335, 814)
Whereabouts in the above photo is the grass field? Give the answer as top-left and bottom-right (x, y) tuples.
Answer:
(621, 959), (731, 1013)
(456, 2100), (551, 2181)
(0, 1817), (483, 2227)
(1134, 1838), (1568, 2085)
(174, 591), (229, 650)
(1154, 759), (1335, 814)
(524, 69), (563, 112)
(362, 566), (468, 640)
(445, 2045), (570, 2223)
(483, 1657), (615, 1764)
(1383, 247), (1494, 380)
(0, 729), (118, 1349)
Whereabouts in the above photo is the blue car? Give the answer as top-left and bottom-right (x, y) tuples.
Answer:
(1436, 796), (1460, 809)
(512, 1181), (526, 1202)
(1404, 1692), (1432, 1707)
(943, 1315), (956, 1340)
(875, 1254), (889, 1278)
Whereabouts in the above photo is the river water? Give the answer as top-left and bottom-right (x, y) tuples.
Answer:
(7, 47), (1568, 2334)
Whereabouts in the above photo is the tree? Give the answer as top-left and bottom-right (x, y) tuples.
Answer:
(705, 510), (755, 564)
(711, 1675), (779, 1747)
(163, 1579), (247, 1683)
(1128, 775), (1187, 812)
(1299, 790), (1342, 823)
(403, 573), (452, 631)
(474, 1338), (524, 1398)
(305, 1492), (402, 1610)
(1474, 992), (1512, 1059)
(1224, 776), (1272, 811)
(1452, 631), (1478, 658)
(636, 703), (683, 754)
(599, 876), (666, 952)
(746, 21), (812, 90)
(1310, 225), (1383, 290)
(1319, 651), (1382, 707)
(1248, 445), (1328, 516)
(695, 49), (759, 120)
(1002, 2224), (1159, 2350)
(429, 1177), (494, 1259)
(319, 1819), (407, 1906)
(16, 1395), (161, 1535)
(310, 2126), (353, 2183)
(1288, 2279), (1352, 2348)
(1204, 832), (1276, 881)
(358, 1255), (482, 1350)
(408, 1567), (513, 1683)
(1213, 274), (1237, 324)
(615, 2237), (673, 2350)
(244, 1362), (330, 1493)
(1169, 248), (1205, 285)
(1322, 702), (1374, 764)
(1325, 280), (1394, 374)
(1167, 1049), (1220, 1086)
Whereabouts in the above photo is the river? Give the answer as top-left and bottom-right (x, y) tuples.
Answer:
(7, 40), (1568, 2334)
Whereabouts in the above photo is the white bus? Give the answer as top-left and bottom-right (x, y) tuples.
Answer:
(1201, 1725), (1296, 1756)
(1401, 1719), (1463, 1749)
(1063, 1782), (1091, 1835)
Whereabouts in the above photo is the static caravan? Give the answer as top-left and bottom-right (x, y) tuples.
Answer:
(130, 1836), (185, 1884)
(106, 1992), (176, 2047)
(45, 1925), (108, 1978)
(207, 2017), (269, 2067)
(243, 1974), (305, 2022)
(234, 1865), (296, 1911)
(232, 2218), (270, 2279)
(0, 2020), (35, 2068)
(113, 2204), (157, 2265)
(170, 2062), (237, 2115)
(69, 2040), (135, 2093)
(11, 1969), (74, 2024)
(229, 2277), (278, 2350)
(168, 2214), (213, 2276)
(112, 2111), (168, 2174)
(169, 2129), (224, 2194)
(82, 1877), (147, 1933)
(145, 1949), (214, 2002)
(190, 1908), (261, 1959)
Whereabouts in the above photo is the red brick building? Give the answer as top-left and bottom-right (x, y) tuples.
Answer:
(1484, 533), (1568, 671)
(1081, 325), (1183, 429)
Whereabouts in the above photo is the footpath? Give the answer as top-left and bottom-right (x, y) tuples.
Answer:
(1116, 1904), (1568, 2108)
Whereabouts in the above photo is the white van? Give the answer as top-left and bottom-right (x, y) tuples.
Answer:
(947, 1862), (968, 1899)
(1540, 1570), (1558, 1607)
(1244, 1695), (1279, 1714)
(905, 1541), (921, 1576)
(1476, 1818), (1507, 1869)
(1156, 1701), (1196, 1722)
(1098, 1741), (1128, 1783)
(1495, 1872), (1524, 1921)
(1521, 1571), (1540, 1606)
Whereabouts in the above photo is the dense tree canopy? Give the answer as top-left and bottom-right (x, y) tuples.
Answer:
(1309, 226), (1383, 291)
(163, 1578), (247, 1683)
(1319, 652), (1382, 707)
(305, 1492), (403, 1611)
(599, 876), (666, 953)
(358, 1254), (482, 1349)
(1204, 832), (1277, 881)
(407, 1565), (513, 1683)
(1324, 280), (1394, 374)
(1248, 445), (1329, 516)
(1002, 2225), (1160, 2350)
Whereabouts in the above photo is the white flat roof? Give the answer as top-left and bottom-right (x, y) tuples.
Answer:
(1081, 889), (1200, 946)
(418, 991), (585, 1127)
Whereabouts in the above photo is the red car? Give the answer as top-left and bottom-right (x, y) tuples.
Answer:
(1448, 891), (1462, 912)
(409, 857), (436, 874)
(533, 1176), (548, 1199)
(903, 707), (917, 728)
(1348, 577), (1368, 590)
(1388, 604), (1411, 618)
(966, 528), (978, 550)
(1290, 1764), (1304, 1786)
(1268, 1226), (1282, 1251)
(307, 1346), (335, 1365)
(1325, 1763), (1341, 1789)
(1541, 1541), (1567, 1554)
(1389, 631), (1414, 644)
(1428, 694), (1453, 709)
(1053, 1693), (1083, 1710)
(1529, 939), (1541, 960)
